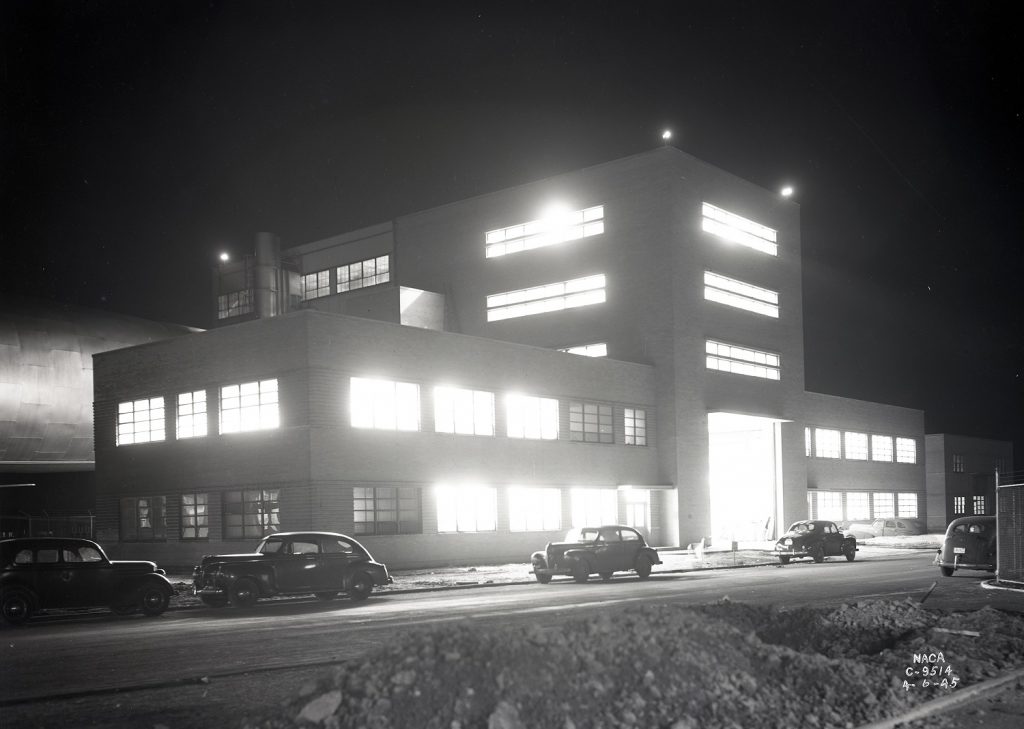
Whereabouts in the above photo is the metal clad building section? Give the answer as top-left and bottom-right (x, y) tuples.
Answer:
(997, 479), (1024, 586)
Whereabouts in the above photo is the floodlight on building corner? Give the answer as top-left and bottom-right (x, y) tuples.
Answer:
(219, 252), (230, 262)
(662, 129), (672, 143)
(780, 186), (794, 198)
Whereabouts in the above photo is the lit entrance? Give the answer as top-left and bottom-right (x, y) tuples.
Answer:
(708, 412), (784, 544)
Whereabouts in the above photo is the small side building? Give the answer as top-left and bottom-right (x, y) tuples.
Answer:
(925, 433), (1014, 531)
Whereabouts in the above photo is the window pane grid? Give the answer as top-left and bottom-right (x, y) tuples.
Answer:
(302, 269), (331, 300)
(354, 486), (422, 535)
(895, 437), (917, 464)
(223, 489), (279, 539)
(436, 486), (497, 533)
(570, 488), (618, 528)
(433, 386), (494, 436)
(220, 379), (280, 434)
(181, 493), (209, 539)
(701, 202), (778, 256)
(872, 492), (895, 519)
(337, 255), (390, 293)
(624, 408), (647, 446)
(814, 429), (841, 458)
(897, 493), (918, 518)
(569, 402), (613, 444)
(351, 377), (421, 431)
(177, 390), (207, 439)
(508, 487), (562, 531)
(703, 271), (779, 317)
(506, 394), (559, 440)
(485, 205), (604, 258)
(872, 435), (894, 462)
(487, 275), (606, 322)
(217, 290), (253, 320)
(116, 397), (165, 445)
(705, 340), (780, 380)
(844, 432), (868, 460)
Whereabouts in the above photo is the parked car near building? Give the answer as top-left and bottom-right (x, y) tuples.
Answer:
(844, 518), (925, 540)
(192, 531), (392, 608)
(530, 525), (662, 584)
(935, 516), (996, 577)
(770, 520), (858, 564)
(0, 537), (174, 625)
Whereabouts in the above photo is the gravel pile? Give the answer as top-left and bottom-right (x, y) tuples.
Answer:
(242, 599), (1024, 729)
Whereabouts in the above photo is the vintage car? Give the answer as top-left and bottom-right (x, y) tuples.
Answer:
(531, 525), (662, 584)
(192, 531), (392, 608)
(935, 516), (996, 576)
(844, 518), (925, 540)
(771, 520), (857, 564)
(0, 537), (175, 625)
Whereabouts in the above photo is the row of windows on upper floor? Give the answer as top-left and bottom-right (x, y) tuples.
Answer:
(805, 427), (918, 465)
(219, 200), (781, 322)
(119, 485), (652, 542)
(115, 378), (649, 447)
(951, 453), (1011, 474)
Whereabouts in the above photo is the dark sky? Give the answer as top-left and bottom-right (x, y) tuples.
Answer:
(2, 1), (1021, 453)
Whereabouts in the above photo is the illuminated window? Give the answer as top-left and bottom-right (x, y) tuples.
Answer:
(117, 397), (165, 445)
(350, 377), (420, 431)
(805, 427), (812, 457)
(953, 496), (965, 515)
(569, 402), (613, 444)
(217, 290), (253, 319)
(844, 432), (868, 460)
(703, 271), (779, 317)
(897, 493), (918, 518)
(176, 390), (207, 439)
(506, 394), (558, 440)
(354, 486), (422, 535)
(223, 489), (279, 539)
(896, 438), (917, 464)
(814, 429), (841, 459)
(973, 495), (986, 515)
(558, 342), (608, 357)
(705, 340), (780, 380)
(873, 492), (894, 519)
(846, 492), (870, 521)
(180, 493), (209, 539)
(814, 491), (843, 521)
(220, 379), (279, 434)
(952, 454), (965, 473)
(120, 496), (166, 541)
(624, 408), (647, 446)
(871, 435), (893, 462)
(624, 489), (650, 530)
(485, 205), (604, 258)
(486, 274), (606, 322)
(508, 487), (562, 531)
(337, 255), (390, 293)
(435, 485), (497, 532)
(433, 387), (494, 436)
(302, 269), (331, 300)
(571, 488), (618, 527)
(701, 202), (778, 256)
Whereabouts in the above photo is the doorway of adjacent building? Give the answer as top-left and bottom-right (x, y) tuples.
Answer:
(708, 412), (783, 544)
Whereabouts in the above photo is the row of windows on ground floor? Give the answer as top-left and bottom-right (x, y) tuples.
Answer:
(112, 485), (660, 542)
(806, 490), (921, 522)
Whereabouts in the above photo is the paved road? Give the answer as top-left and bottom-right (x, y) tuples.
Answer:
(1, 550), (1020, 728)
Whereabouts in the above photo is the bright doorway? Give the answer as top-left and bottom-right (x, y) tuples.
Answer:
(708, 412), (784, 544)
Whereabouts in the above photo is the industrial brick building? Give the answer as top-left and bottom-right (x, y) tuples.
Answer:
(93, 147), (930, 568)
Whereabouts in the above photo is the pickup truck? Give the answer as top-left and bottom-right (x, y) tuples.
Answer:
(192, 531), (392, 608)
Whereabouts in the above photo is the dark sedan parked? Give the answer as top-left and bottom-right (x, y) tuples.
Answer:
(935, 516), (996, 576)
(770, 520), (858, 564)
(531, 525), (662, 583)
(192, 531), (392, 608)
(0, 537), (174, 625)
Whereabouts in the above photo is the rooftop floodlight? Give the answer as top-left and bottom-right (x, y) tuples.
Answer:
(219, 252), (230, 262)
(662, 129), (672, 142)
(780, 186), (794, 198)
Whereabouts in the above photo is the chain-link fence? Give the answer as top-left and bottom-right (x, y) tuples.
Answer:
(996, 470), (1024, 587)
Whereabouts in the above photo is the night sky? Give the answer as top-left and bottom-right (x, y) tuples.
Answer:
(2, 1), (1021, 454)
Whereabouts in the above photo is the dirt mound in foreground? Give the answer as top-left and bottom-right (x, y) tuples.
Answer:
(242, 600), (1024, 729)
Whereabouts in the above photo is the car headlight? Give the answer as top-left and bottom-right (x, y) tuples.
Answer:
(783, 538), (793, 546)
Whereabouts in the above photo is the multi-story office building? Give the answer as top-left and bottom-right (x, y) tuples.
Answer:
(925, 434), (1015, 530)
(93, 147), (928, 568)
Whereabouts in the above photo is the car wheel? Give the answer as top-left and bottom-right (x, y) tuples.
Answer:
(139, 584), (170, 616)
(315, 592), (338, 601)
(811, 545), (825, 563)
(572, 561), (590, 584)
(200, 595), (229, 608)
(635, 556), (653, 580)
(1, 588), (35, 625)
(940, 566), (954, 577)
(843, 543), (856, 562)
(535, 573), (552, 584)
(599, 572), (613, 582)
(229, 578), (259, 608)
(778, 555), (791, 565)
(348, 572), (374, 601)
